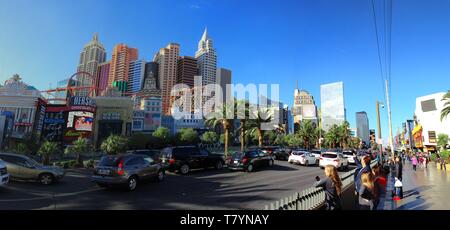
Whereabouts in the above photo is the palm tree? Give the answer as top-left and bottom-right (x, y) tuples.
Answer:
(314, 127), (325, 149)
(325, 125), (340, 148)
(441, 90), (450, 121)
(65, 137), (90, 166)
(338, 121), (351, 149)
(235, 100), (250, 152)
(205, 103), (234, 157)
(38, 141), (59, 165)
(247, 107), (275, 147)
(297, 120), (315, 150)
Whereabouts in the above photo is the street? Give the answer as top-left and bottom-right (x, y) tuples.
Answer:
(0, 160), (355, 210)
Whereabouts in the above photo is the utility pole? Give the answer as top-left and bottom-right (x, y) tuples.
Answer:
(385, 80), (395, 159)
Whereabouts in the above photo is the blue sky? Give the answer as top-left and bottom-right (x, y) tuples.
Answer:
(1, 0), (449, 143)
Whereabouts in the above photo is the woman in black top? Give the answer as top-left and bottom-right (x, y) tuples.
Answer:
(315, 165), (342, 210)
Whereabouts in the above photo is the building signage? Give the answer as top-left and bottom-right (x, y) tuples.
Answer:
(70, 96), (96, 107)
(102, 112), (121, 120)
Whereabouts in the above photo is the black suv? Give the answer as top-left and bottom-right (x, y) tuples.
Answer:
(261, 146), (288, 160)
(161, 146), (225, 175)
(91, 154), (165, 191)
(228, 150), (274, 172)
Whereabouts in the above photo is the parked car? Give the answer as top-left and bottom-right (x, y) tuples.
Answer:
(91, 154), (165, 191)
(310, 149), (322, 162)
(0, 159), (10, 186)
(0, 153), (65, 185)
(342, 150), (356, 164)
(227, 150), (274, 172)
(319, 152), (349, 171)
(127, 149), (167, 169)
(161, 146), (225, 175)
(261, 146), (288, 160)
(288, 151), (317, 166)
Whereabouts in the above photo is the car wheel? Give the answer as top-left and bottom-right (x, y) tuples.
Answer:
(339, 164), (344, 171)
(247, 164), (254, 172)
(156, 170), (165, 182)
(215, 161), (224, 170)
(180, 164), (190, 175)
(305, 160), (309, 166)
(127, 176), (138, 191)
(289, 160), (293, 164)
(268, 160), (274, 167)
(39, 173), (54, 185)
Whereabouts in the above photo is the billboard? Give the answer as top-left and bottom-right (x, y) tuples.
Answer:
(67, 111), (94, 131)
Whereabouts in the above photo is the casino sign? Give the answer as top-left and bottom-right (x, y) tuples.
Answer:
(63, 96), (96, 143)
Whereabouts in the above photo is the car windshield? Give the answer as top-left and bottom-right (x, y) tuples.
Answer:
(322, 153), (338, 158)
(99, 156), (121, 166)
(292, 151), (305, 156)
(343, 151), (353, 156)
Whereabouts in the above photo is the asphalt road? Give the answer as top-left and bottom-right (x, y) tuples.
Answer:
(0, 160), (355, 210)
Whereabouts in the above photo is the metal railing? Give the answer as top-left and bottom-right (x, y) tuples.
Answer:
(264, 161), (377, 210)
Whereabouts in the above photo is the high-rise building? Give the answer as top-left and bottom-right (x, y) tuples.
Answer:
(356, 111), (370, 145)
(54, 78), (69, 104)
(292, 86), (318, 132)
(177, 56), (197, 88)
(77, 33), (107, 92)
(320, 81), (345, 131)
(144, 62), (159, 90)
(154, 43), (180, 115)
(195, 28), (217, 86)
(108, 44), (138, 93)
(96, 61), (110, 96)
(128, 60), (146, 94)
(216, 68), (232, 105)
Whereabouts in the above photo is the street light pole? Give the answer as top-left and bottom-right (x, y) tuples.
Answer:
(385, 80), (395, 159)
(376, 100), (383, 162)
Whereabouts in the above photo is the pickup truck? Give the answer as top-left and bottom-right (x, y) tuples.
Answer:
(161, 146), (225, 175)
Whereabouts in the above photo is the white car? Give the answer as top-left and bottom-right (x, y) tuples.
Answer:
(319, 152), (349, 171)
(0, 159), (9, 186)
(343, 151), (356, 164)
(288, 151), (317, 166)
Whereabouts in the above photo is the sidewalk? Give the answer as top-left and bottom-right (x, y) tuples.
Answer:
(384, 161), (450, 210)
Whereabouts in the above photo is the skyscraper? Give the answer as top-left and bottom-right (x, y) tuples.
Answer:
(356, 111), (370, 145)
(77, 33), (107, 89)
(177, 56), (198, 88)
(320, 81), (345, 131)
(292, 85), (318, 132)
(96, 61), (110, 96)
(108, 44), (138, 93)
(128, 60), (146, 94)
(195, 28), (217, 86)
(154, 43), (180, 115)
(216, 68), (232, 105)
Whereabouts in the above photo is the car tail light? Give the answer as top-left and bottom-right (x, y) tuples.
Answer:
(169, 158), (176, 165)
(333, 159), (340, 163)
(242, 157), (249, 164)
(117, 160), (125, 175)
(320, 157), (323, 160)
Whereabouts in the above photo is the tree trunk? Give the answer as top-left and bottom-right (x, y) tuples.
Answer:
(224, 128), (229, 157)
(77, 153), (83, 167)
(43, 155), (50, 166)
(240, 120), (245, 152)
(257, 128), (263, 147)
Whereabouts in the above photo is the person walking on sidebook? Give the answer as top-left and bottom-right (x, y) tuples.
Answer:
(411, 154), (418, 171)
(315, 165), (342, 210)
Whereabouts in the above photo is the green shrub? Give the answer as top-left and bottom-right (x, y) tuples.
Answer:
(85, 159), (95, 168)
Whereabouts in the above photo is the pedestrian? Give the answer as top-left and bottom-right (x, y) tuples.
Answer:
(372, 165), (387, 207)
(423, 154), (428, 169)
(395, 156), (403, 181)
(411, 154), (418, 171)
(354, 154), (372, 209)
(439, 154), (447, 171)
(315, 165), (342, 210)
(359, 172), (378, 210)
